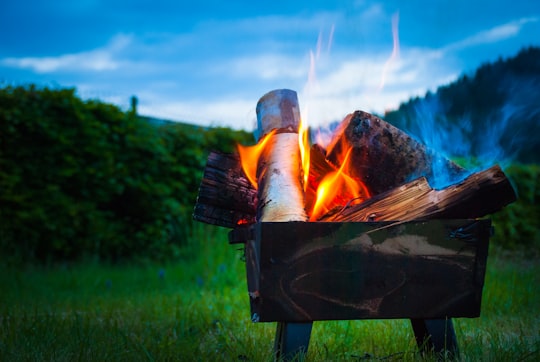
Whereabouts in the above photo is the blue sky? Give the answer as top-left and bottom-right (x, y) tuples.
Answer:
(1, 0), (539, 130)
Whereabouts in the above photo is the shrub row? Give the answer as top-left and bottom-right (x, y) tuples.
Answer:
(0, 85), (252, 264)
(489, 163), (540, 252)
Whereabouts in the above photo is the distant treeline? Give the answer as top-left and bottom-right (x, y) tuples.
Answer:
(0, 85), (253, 264)
(384, 46), (540, 164)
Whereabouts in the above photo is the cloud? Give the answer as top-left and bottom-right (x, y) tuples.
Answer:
(1, 34), (131, 73)
(445, 17), (539, 51)
(4, 6), (533, 132)
(136, 42), (457, 130)
(137, 97), (258, 130)
(220, 53), (308, 81)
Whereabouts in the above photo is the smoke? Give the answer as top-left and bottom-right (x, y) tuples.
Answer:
(400, 73), (540, 189)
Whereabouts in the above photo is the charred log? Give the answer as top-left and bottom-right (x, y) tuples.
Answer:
(193, 151), (257, 228)
(326, 111), (467, 196)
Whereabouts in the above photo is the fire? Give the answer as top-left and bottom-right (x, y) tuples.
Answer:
(299, 118), (310, 191)
(236, 129), (276, 189)
(309, 147), (370, 221)
(237, 127), (370, 221)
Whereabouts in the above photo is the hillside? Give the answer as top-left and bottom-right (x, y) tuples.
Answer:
(383, 46), (540, 164)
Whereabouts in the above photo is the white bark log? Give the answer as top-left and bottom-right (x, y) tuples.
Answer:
(255, 89), (308, 222)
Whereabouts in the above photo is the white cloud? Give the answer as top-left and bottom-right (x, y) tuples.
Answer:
(125, 31), (461, 130)
(1, 34), (132, 73)
(137, 96), (258, 130)
(445, 17), (539, 51)
(220, 54), (308, 81)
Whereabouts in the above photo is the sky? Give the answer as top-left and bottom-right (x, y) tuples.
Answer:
(1, 0), (539, 130)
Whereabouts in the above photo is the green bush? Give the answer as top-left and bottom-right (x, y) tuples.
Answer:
(489, 163), (540, 252)
(0, 85), (251, 264)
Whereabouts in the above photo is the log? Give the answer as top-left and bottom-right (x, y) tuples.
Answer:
(304, 144), (337, 215)
(193, 151), (257, 228)
(255, 89), (308, 222)
(321, 164), (516, 222)
(326, 111), (467, 196)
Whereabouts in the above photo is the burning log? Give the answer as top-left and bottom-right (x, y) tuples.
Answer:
(193, 89), (309, 227)
(326, 111), (467, 196)
(304, 144), (336, 215)
(193, 151), (256, 228)
(321, 164), (516, 222)
(253, 89), (308, 222)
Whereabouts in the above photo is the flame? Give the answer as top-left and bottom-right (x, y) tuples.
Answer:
(299, 118), (310, 191)
(310, 147), (370, 221)
(237, 127), (370, 220)
(236, 129), (276, 189)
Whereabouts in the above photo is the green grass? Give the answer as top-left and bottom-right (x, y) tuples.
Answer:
(1, 225), (539, 361)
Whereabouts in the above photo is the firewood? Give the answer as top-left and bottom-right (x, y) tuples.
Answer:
(304, 144), (336, 214)
(193, 151), (257, 228)
(326, 111), (467, 196)
(322, 164), (516, 222)
(255, 89), (308, 222)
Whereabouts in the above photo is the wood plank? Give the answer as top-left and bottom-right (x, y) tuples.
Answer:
(321, 164), (516, 222)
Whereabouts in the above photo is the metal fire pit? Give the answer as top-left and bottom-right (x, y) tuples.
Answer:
(229, 219), (492, 360)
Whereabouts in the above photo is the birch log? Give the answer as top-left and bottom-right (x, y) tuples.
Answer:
(255, 89), (308, 222)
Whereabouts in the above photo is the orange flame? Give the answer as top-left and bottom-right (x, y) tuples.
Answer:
(237, 133), (371, 220)
(236, 129), (276, 189)
(299, 118), (310, 191)
(310, 147), (370, 221)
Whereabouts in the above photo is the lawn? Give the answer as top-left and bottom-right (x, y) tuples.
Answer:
(1, 225), (539, 361)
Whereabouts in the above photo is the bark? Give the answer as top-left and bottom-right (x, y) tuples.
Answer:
(193, 151), (257, 228)
(255, 89), (308, 222)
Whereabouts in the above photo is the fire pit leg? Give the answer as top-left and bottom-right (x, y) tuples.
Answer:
(274, 322), (313, 361)
(410, 318), (459, 358)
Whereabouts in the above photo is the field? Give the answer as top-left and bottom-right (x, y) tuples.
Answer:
(1, 224), (539, 361)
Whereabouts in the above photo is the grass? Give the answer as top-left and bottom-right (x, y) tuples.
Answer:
(0, 224), (539, 361)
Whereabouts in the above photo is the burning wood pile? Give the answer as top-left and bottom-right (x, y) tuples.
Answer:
(193, 90), (518, 358)
(194, 89), (516, 227)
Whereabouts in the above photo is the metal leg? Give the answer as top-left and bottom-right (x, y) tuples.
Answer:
(274, 322), (313, 361)
(410, 318), (459, 359)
